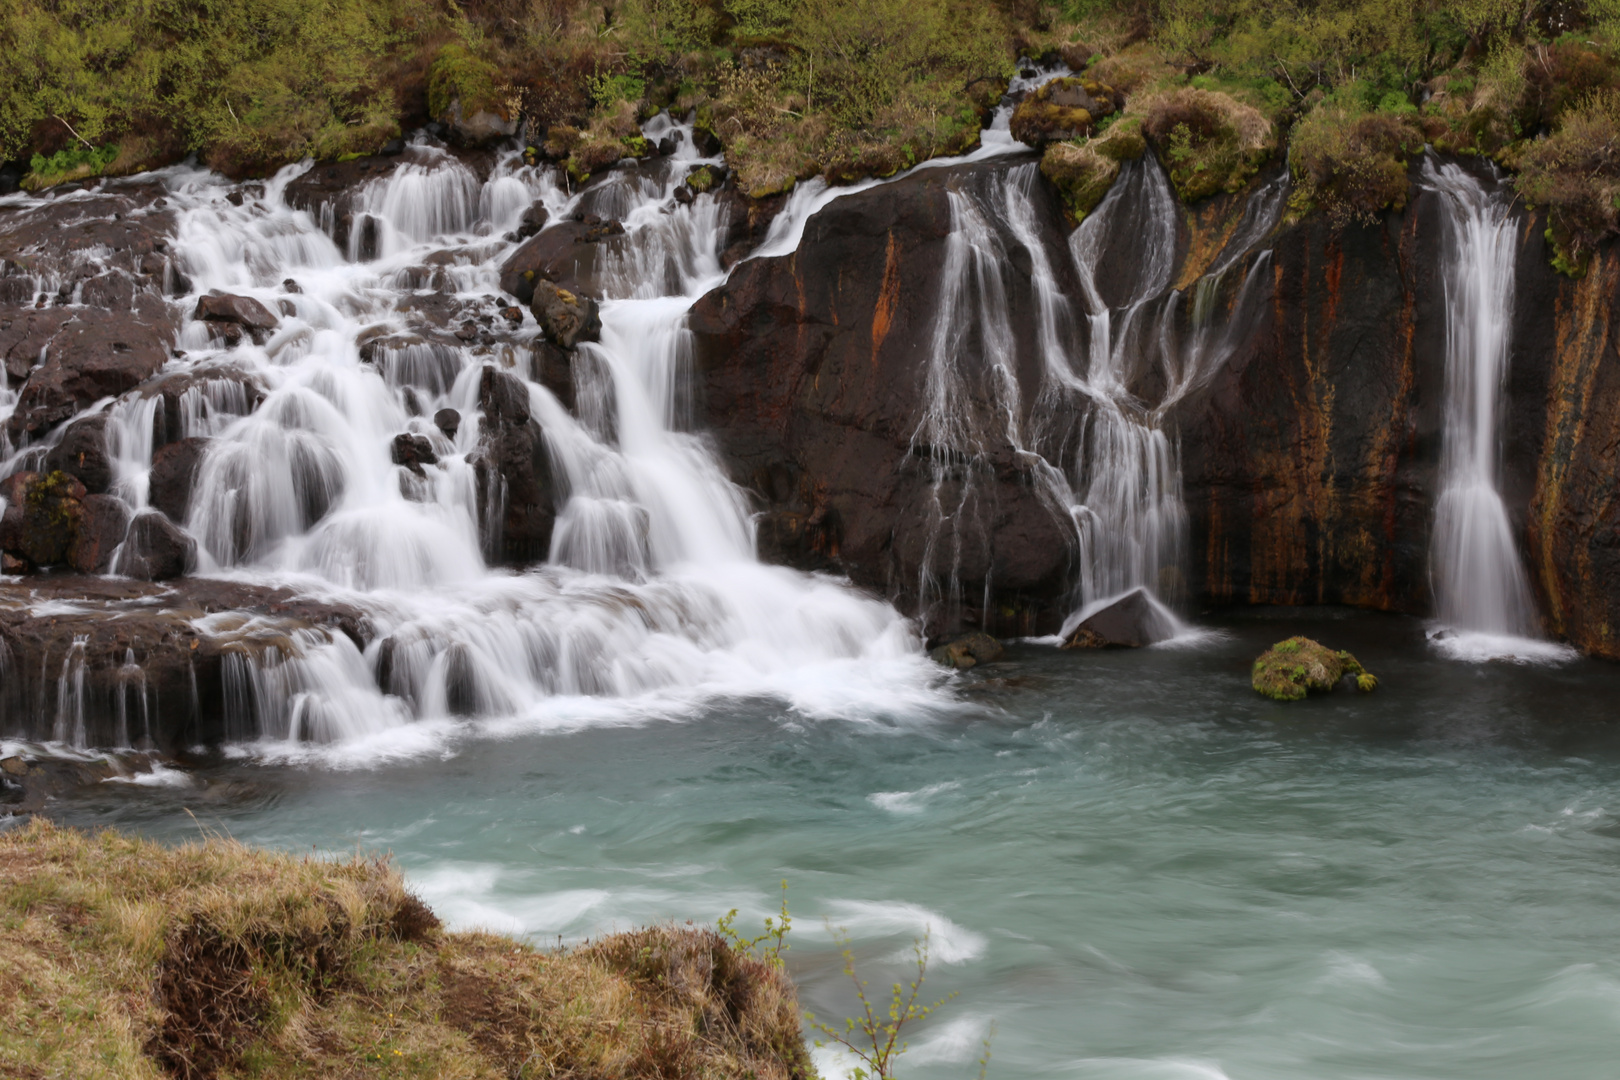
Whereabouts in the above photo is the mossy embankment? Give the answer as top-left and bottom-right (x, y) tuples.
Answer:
(9, 0), (1620, 268)
(0, 818), (811, 1080)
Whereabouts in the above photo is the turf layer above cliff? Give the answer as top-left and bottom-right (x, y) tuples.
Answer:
(0, 819), (811, 1080)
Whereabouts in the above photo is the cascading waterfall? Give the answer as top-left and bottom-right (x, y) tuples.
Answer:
(908, 155), (1276, 640)
(1422, 159), (1568, 662)
(1, 120), (934, 754)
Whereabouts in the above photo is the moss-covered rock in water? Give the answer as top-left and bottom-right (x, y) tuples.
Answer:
(1252, 636), (1378, 701)
(1011, 77), (1120, 147)
(686, 165), (721, 193)
(929, 632), (1004, 669)
(1040, 117), (1146, 222)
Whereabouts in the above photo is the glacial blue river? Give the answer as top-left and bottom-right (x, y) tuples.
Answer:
(50, 609), (1620, 1080)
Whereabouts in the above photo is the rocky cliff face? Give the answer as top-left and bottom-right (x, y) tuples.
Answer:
(688, 161), (1079, 637)
(690, 153), (1620, 654)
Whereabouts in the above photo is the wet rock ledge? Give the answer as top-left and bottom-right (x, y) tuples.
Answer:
(0, 575), (368, 751)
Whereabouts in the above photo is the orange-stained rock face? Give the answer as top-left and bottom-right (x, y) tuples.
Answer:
(689, 153), (1620, 654)
(1527, 250), (1620, 659)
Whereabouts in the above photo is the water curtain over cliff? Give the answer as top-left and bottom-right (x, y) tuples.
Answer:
(1422, 160), (1568, 663)
(909, 157), (1277, 639)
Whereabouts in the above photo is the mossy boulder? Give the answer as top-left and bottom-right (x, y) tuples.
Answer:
(1252, 636), (1378, 701)
(1040, 117), (1146, 222)
(1010, 77), (1119, 147)
(929, 632), (1004, 669)
(1142, 88), (1275, 203)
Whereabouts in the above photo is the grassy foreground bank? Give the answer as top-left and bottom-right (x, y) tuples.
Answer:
(0, 818), (812, 1080)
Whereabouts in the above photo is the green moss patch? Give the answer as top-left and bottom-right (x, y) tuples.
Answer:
(1252, 636), (1378, 701)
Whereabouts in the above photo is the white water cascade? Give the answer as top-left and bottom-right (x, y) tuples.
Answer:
(1, 119), (941, 756)
(1422, 159), (1570, 663)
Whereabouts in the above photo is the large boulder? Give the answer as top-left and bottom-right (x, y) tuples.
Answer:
(195, 292), (279, 345)
(5, 470), (87, 567)
(148, 437), (209, 524)
(1010, 77), (1119, 147)
(44, 413), (112, 494)
(116, 512), (194, 581)
(1251, 636), (1378, 700)
(498, 219), (625, 304)
(1061, 588), (1178, 649)
(530, 281), (601, 350)
(69, 494), (130, 574)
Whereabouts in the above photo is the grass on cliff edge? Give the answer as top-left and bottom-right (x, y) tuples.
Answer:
(0, 818), (812, 1080)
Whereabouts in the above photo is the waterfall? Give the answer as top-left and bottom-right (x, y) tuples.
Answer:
(1422, 159), (1569, 662)
(905, 158), (1276, 639)
(0, 121), (936, 754)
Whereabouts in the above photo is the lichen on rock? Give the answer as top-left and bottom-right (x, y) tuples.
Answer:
(1251, 636), (1378, 701)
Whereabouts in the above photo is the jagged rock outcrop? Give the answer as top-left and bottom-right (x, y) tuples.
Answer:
(0, 185), (178, 440)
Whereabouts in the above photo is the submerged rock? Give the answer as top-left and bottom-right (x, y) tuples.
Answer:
(929, 631), (1005, 669)
(1251, 636), (1378, 701)
(1062, 588), (1177, 648)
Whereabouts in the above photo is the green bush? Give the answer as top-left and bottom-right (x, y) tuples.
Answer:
(1289, 103), (1423, 225)
(1514, 89), (1620, 274)
(1141, 86), (1273, 202)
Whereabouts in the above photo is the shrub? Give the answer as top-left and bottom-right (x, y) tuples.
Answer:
(1040, 116), (1145, 220)
(1141, 87), (1274, 202)
(427, 40), (508, 120)
(1288, 105), (1423, 225)
(1514, 88), (1620, 274)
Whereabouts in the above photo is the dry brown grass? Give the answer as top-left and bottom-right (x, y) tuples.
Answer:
(0, 819), (811, 1080)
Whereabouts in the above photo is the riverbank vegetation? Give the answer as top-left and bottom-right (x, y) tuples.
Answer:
(5, 0), (1620, 264)
(0, 818), (811, 1080)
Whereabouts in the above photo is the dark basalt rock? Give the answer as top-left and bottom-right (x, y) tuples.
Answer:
(498, 219), (626, 304)
(433, 408), (461, 438)
(45, 413), (112, 494)
(689, 161), (1077, 637)
(149, 437), (209, 524)
(1061, 589), (1176, 649)
(69, 494), (130, 574)
(195, 292), (279, 343)
(9, 470), (86, 567)
(4, 314), (172, 439)
(474, 367), (554, 565)
(116, 511), (194, 581)
(391, 433), (438, 476)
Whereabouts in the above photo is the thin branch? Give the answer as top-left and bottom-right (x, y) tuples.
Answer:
(51, 114), (94, 150)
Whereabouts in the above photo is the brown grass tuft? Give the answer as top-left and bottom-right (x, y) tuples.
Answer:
(0, 820), (809, 1080)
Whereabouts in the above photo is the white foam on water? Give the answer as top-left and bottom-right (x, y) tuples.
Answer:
(868, 780), (960, 813)
(103, 762), (197, 788)
(1427, 628), (1578, 666)
(819, 899), (987, 965)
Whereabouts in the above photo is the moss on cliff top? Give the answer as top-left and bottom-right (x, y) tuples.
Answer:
(0, 818), (810, 1080)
